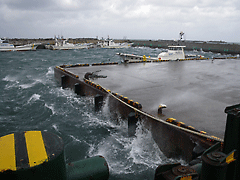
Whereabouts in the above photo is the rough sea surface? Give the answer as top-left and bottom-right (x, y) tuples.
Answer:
(0, 47), (237, 179)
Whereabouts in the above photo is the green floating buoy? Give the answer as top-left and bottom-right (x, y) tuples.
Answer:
(67, 156), (109, 180)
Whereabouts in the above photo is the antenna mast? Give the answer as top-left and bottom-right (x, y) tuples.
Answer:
(179, 31), (185, 41)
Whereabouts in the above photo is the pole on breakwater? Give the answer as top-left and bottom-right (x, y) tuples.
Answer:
(128, 112), (138, 137)
(61, 75), (68, 89)
(75, 83), (84, 96)
(95, 94), (104, 111)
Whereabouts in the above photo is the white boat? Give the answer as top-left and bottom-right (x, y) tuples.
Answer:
(0, 39), (36, 52)
(98, 38), (132, 49)
(117, 46), (186, 63)
(50, 36), (92, 50)
(75, 43), (94, 49)
(157, 46), (186, 60)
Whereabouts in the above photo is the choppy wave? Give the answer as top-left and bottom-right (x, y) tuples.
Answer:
(52, 123), (60, 133)
(86, 115), (167, 176)
(44, 103), (56, 115)
(19, 80), (41, 89)
(27, 93), (41, 104)
(46, 67), (54, 76)
(0, 48), (196, 179)
(3, 75), (45, 90)
(3, 75), (18, 82)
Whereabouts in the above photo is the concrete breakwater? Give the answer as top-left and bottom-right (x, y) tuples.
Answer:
(7, 38), (100, 46)
(6, 38), (131, 49)
(131, 39), (240, 55)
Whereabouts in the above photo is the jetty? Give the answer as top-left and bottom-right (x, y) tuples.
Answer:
(53, 55), (240, 179)
(53, 55), (240, 162)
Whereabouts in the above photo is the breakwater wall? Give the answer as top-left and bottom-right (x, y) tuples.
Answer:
(7, 38), (130, 46)
(131, 39), (240, 55)
(8, 38), (99, 46)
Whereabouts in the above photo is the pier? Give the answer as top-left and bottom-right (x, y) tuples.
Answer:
(54, 56), (240, 162)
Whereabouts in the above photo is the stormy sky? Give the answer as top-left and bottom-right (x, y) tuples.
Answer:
(0, 0), (239, 42)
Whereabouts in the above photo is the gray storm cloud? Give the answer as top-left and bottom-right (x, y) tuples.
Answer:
(0, 0), (239, 41)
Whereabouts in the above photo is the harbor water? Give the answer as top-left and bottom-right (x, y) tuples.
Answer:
(0, 47), (238, 179)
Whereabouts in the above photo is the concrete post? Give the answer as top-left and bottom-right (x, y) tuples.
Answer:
(128, 112), (138, 137)
(61, 75), (67, 89)
(94, 94), (103, 111)
(74, 83), (84, 96)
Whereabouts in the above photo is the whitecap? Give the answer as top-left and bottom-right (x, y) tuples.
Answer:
(27, 94), (41, 104)
(4, 81), (20, 89)
(19, 79), (44, 89)
(125, 121), (164, 169)
(52, 124), (61, 133)
(2, 75), (18, 82)
(46, 67), (54, 75)
(44, 103), (55, 115)
(3, 75), (20, 89)
(86, 119), (166, 176)
(69, 135), (81, 142)
(19, 83), (36, 89)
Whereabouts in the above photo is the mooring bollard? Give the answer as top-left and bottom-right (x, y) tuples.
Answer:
(0, 131), (67, 180)
(61, 75), (68, 89)
(223, 104), (240, 180)
(158, 104), (167, 116)
(154, 163), (199, 180)
(94, 94), (103, 111)
(66, 156), (109, 180)
(128, 112), (138, 137)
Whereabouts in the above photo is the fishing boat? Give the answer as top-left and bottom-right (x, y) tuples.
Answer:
(117, 46), (186, 63)
(98, 38), (133, 49)
(50, 36), (92, 50)
(0, 39), (36, 52)
(157, 46), (186, 60)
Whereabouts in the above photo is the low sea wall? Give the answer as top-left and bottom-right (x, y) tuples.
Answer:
(131, 39), (240, 54)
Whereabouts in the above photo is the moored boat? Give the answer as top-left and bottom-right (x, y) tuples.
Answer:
(50, 36), (92, 50)
(0, 39), (36, 52)
(98, 38), (133, 49)
(117, 46), (186, 63)
(157, 46), (186, 60)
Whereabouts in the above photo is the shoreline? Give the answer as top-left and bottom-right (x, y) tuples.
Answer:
(2, 37), (240, 54)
